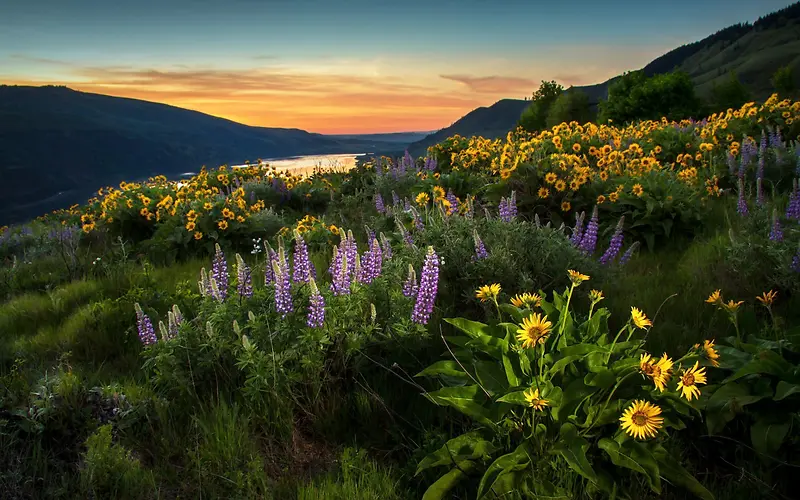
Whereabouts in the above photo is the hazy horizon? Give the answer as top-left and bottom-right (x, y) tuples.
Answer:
(1, 0), (793, 134)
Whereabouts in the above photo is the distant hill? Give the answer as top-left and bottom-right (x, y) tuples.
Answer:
(407, 99), (530, 157)
(0, 85), (359, 224)
(407, 1), (800, 156)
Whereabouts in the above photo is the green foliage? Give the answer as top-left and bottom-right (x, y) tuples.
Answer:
(80, 424), (155, 499)
(416, 278), (713, 499)
(772, 65), (796, 97)
(711, 72), (753, 111)
(518, 80), (565, 132)
(546, 88), (592, 128)
(598, 71), (703, 124)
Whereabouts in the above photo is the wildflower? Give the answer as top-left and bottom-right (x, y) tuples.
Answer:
(588, 289), (604, 303)
(211, 243), (228, 302)
(545, 172), (558, 184)
(630, 307), (652, 329)
(264, 243), (277, 285)
(402, 264), (418, 298)
(473, 229), (488, 260)
(561, 201), (571, 212)
(756, 290), (778, 307)
(411, 247), (440, 325)
(786, 185), (800, 220)
(578, 206), (599, 255)
(722, 300), (744, 313)
(599, 216), (625, 265)
(516, 313), (552, 349)
(632, 184), (644, 197)
(677, 362), (707, 401)
(375, 193), (385, 214)
(736, 178), (748, 216)
(166, 305), (183, 340)
(523, 387), (549, 410)
(537, 187), (550, 199)
(475, 284), (501, 303)
(570, 211), (585, 247)
(705, 289), (723, 305)
(769, 210), (784, 242)
(639, 353), (673, 392)
(218, 220), (229, 230)
(380, 232), (392, 260)
(695, 339), (720, 367)
(510, 292), (542, 309)
(445, 190), (458, 215)
(292, 230), (311, 283)
(433, 186), (446, 201)
(272, 249), (293, 317)
(568, 270), (590, 286)
(306, 279), (325, 328)
(194, 231), (203, 240)
(134, 303), (157, 346)
(415, 192), (430, 206)
(620, 400), (663, 440)
(235, 253), (253, 299)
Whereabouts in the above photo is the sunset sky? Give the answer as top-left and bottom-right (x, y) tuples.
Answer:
(1, 0), (791, 134)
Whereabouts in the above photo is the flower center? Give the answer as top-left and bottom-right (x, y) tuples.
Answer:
(683, 374), (695, 385)
(632, 412), (648, 426)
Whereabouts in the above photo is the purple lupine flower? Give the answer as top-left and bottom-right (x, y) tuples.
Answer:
(292, 230), (311, 283)
(369, 237), (382, 280)
(357, 248), (371, 285)
(264, 243), (277, 285)
(757, 131), (767, 178)
(786, 183), (800, 220)
(392, 191), (401, 208)
(167, 305), (183, 340)
(352, 253), (364, 285)
(134, 303), (157, 346)
(508, 191), (517, 219)
(737, 178), (749, 216)
(404, 150), (415, 172)
(328, 245), (343, 294)
(404, 198), (412, 212)
(364, 225), (376, 245)
(236, 253), (254, 299)
(756, 177), (765, 207)
(619, 241), (640, 265)
(412, 246), (440, 325)
(272, 246), (293, 317)
(792, 247), (800, 273)
(380, 232), (392, 260)
(445, 190), (458, 216)
(579, 206), (599, 255)
(795, 146), (800, 177)
(410, 207), (424, 231)
(211, 243), (228, 302)
(571, 211), (586, 247)
(424, 156), (437, 171)
(769, 127), (783, 149)
(473, 229), (488, 260)
(498, 196), (510, 222)
(344, 230), (357, 276)
(375, 193), (385, 214)
(769, 210), (784, 242)
(374, 156), (383, 178)
(306, 279), (325, 328)
(599, 217), (625, 265)
(464, 197), (474, 219)
(402, 264), (418, 298)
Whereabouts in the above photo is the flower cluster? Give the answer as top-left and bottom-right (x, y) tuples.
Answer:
(134, 303), (157, 346)
(306, 278), (325, 328)
(599, 216), (625, 265)
(235, 253), (254, 299)
(411, 246), (440, 325)
(578, 206), (599, 255)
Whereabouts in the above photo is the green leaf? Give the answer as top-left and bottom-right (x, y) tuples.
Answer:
(421, 460), (478, 500)
(750, 416), (791, 456)
(552, 378), (596, 422)
(496, 391), (529, 406)
(774, 381), (800, 401)
(501, 328), (521, 388)
(598, 438), (661, 493)
(585, 369), (616, 390)
(415, 360), (470, 381)
(473, 360), (509, 395)
(724, 350), (794, 383)
(653, 445), (714, 500)
(445, 318), (508, 359)
(416, 432), (499, 474)
(498, 304), (525, 324)
(550, 423), (597, 483)
(423, 386), (496, 428)
(476, 442), (532, 499)
(548, 355), (583, 377)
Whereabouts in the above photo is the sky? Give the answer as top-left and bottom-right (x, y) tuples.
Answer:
(0, 0), (793, 134)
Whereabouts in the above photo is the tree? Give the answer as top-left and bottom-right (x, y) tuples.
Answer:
(517, 80), (564, 132)
(546, 88), (591, 127)
(710, 72), (752, 111)
(598, 70), (701, 124)
(771, 65), (796, 96)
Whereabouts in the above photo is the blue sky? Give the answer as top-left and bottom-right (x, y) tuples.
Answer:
(1, 0), (792, 132)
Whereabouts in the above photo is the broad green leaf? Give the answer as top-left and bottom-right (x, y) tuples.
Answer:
(501, 327), (521, 387)
(496, 390), (529, 406)
(598, 438), (661, 493)
(724, 350), (794, 383)
(585, 369), (615, 389)
(548, 355), (583, 377)
(473, 360), (509, 395)
(550, 423), (597, 483)
(774, 380), (800, 401)
(421, 460), (477, 500)
(476, 442), (532, 499)
(552, 378), (596, 422)
(416, 432), (499, 474)
(558, 343), (607, 357)
(520, 477), (570, 499)
(415, 360), (470, 381)
(498, 304), (525, 324)
(750, 416), (791, 456)
(444, 317), (490, 339)
(423, 385), (496, 428)
(652, 445), (714, 500)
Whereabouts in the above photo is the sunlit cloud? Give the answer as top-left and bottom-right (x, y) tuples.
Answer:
(439, 74), (537, 94)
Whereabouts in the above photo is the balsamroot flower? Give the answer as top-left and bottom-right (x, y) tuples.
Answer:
(411, 247), (440, 325)
(235, 253), (253, 299)
(510, 292), (542, 309)
(134, 303), (157, 346)
(599, 216), (625, 265)
(516, 313), (552, 349)
(475, 283), (501, 303)
(677, 362), (707, 401)
(639, 353), (673, 392)
(567, 270), (590, 286)
(523, 387), (549, 411)
(306, 278), (325, 328)
(292, 230), (311, 283)
(630, 307), (652, 329)
(620, 400), (663, 440)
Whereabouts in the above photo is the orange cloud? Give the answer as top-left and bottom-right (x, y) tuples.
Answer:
(439, 74), (537, 94)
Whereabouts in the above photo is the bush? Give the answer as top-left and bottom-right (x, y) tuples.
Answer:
(546, 87), (592, 128)
(518, 80), (564, 133)
(710, 72), (752, 112)
(598, 71), (702, 124)
(80, 424), (155, 499)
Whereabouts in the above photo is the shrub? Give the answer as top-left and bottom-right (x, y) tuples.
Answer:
(598, 71), (702, 124)
(546, 87), (592, 128)
(518, 80), (564, 133)
(80, 424), (155, 499)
